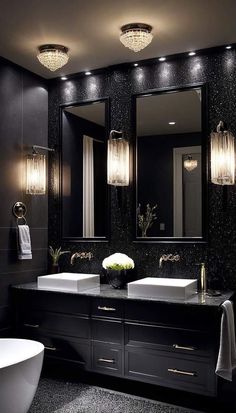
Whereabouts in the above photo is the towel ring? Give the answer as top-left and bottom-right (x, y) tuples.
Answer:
(12, 202), (27, 225)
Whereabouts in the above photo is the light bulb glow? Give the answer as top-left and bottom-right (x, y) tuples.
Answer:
(26, 154), (46, 194)
(211, 130), (235, 185)
(107, 138), (129, 186)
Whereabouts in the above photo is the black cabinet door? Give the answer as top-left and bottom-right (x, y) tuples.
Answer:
(92, 343), (123, 376)
(20, 310), (90, 339)
(125, 348), (216, 396)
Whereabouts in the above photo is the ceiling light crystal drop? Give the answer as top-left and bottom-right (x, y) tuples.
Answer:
(120, 24), (153, 52)
(37, 45), (69, 72)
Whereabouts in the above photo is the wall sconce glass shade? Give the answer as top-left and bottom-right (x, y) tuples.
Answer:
(26, 153), (46, 194)
(184, 155), (198, 172)
(211, 129), (235, 185)
(120, 23), (153, 52)
(37, 45), (69, 72)
(107, 133), (129, 186)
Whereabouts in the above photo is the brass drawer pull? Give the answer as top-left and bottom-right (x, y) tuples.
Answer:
(168, 368), (197, 377)
(97, 306), (116, 312)
(23, 323), (39, 328)
(45, 346), (57, 351)
(98, 358), (115, 364)
(173, 344), (196, 351)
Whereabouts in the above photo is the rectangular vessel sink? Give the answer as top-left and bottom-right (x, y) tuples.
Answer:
(37, 273), (100, 292)
(128, 277), (197, 300)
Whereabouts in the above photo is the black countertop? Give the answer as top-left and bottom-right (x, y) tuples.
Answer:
(12, 282), (234, 308)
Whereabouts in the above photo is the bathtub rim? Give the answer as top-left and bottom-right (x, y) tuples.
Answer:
(0, 338), (44, 369)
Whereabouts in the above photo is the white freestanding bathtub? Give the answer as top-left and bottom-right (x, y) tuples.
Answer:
(0, 339), (44, 413)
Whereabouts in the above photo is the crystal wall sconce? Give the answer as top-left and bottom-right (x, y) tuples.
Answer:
(26, 145), (55, 195)
(107, 130), (129, 186)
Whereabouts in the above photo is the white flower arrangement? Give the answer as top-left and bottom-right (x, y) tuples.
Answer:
(102, 253), (135, 271)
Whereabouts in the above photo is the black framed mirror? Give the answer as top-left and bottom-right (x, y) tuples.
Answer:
(60, 98), (109, 241)
(134, 84), (207, 243)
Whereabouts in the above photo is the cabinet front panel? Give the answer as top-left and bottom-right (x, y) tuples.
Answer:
(17, 290), (90, 315)
(125, 322), (214, 357)
(92, 343), (122, 376)
(40, 335), (90, 368)
(125, 301), (219, 331)
(91, 319), (123, 344)
(21, 310), (90, 339)
(125, 348), (216, 396)
(92, 298), (123, 319)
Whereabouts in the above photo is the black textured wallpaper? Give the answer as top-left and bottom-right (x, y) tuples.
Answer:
(0, 57), (48, 335)
(48, 49), (236, 291)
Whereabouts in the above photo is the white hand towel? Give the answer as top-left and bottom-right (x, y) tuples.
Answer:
(18, 225), (32, 260)
(215, 300), (236, 381)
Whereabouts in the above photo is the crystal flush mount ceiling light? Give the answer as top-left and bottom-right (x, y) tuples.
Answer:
(184, 155), (198, 172)
(120, 23), (153, 52)
(37, 44), (69, 72)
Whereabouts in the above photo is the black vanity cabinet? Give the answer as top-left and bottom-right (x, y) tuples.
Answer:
(124, 300), (218, 396)
(13, 289), (91, 370)
(12, 285), (233, 397)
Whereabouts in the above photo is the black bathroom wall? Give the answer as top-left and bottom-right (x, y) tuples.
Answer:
(0, 57), (48, 336)
(48, 48), (236, 290)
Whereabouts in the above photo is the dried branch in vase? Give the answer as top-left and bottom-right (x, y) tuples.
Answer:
(137, 203), (157, 237)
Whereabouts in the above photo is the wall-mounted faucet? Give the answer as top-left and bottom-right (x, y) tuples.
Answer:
(70, 252), (93, 266)
(159, 254), (180, 268)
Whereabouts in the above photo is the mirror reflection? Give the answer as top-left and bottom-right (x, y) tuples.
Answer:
(61, 100), (108, 239)
(136, 87), (203, 239)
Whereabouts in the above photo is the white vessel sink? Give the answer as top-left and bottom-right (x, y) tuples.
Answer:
(37, 273), (100, 292)
(128, 277), (197, 300)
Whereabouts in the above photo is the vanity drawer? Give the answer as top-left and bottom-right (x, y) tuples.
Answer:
(21, 310), (90, 339)
(125, 322), (214, 357)
(125, 348), (216, 396)
(124, 301), (219, 331)
(91, 319), (123, 344)
(92, 298), (123, 319)
(17, 290), (90, 316)
(38, 335), (90, 368)
(92, 343), (122, 376)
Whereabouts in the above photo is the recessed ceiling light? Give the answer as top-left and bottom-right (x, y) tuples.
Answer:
(61, 76), (67, 80)
(169, 121), (176, 125)
(188, 51), (196, 56)
(159, 57), (166, 62)
(226, 45), (232, 49)
(85, 71), (92, 75)
(134, 63), (139, 67)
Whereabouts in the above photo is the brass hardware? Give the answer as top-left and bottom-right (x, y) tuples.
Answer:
(168, 368), (196, 377)
(70, 251), (93, 265)
(12, 202), (27, 224)
(45, 346), (57, 351)
(173, 344), (196, 351)
(98, 358), (115, 364)
(159, 254), (180, 268)
(23, 323), (39, 328)
(97, 306), (116, 312)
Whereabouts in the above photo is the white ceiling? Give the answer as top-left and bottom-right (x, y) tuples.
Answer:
(0, 0), (235, 79)
(137, 89), (201, 135)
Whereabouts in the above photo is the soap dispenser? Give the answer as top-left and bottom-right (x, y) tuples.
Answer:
(199, 262), (207, 293)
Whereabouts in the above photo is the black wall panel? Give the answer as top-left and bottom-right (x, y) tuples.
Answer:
(0, 57), (48, 334)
